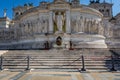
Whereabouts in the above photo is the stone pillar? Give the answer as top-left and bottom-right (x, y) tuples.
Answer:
(81, 17), (85, 32)
(49, 11), (53, 33)
(66, 11), (71, 33)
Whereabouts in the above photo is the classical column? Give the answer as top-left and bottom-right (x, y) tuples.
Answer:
(49, 11), (53, 33)
(81, 17), (85, 32)
(66, 11), (71, 33)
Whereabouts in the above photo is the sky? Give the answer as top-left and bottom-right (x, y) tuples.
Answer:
(0, 0), (120, 19)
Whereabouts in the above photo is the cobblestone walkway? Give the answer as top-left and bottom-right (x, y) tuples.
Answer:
(0, 71), (120, 80)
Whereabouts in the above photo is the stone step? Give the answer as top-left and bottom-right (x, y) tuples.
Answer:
(2, 57), (80, 59)
(4, 68), (80, 71)
(1, 60), (114, 63)
(2, 55), (113, 57)
(2, 50), (120, 71)
(3, 65), (110, 69)
(2, 64), (112, 68)
(4, 53), (111, 56)
(3, 59), (81, 61)
(1, 62), (114, 67)
(3, 56), (81, 59)
(1, 56), (113, 59)
(3, 50), (112, 56)
(3, 66), (80, 69)
(2, 58), (114, 63)
(1, 61), (113, 65)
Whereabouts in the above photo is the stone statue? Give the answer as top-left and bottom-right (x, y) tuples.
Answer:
(98, 21), (104, 35)
(80, 16), (84, 32)
(56, 12), (64, 32)
(3, 9), (7, 17)
(104, 21), (113, 37)
(76, 16), (79, 32)
(71, 19), (76, 33)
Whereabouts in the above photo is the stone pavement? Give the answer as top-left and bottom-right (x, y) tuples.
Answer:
(0, 71), (120, 80)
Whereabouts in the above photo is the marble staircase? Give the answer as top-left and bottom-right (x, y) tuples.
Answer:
(1, 50), (120, 71)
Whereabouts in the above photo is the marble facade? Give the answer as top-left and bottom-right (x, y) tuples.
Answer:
(0, 0), (119, 49)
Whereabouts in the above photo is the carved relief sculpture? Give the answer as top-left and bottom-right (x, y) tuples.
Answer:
(54, 12), (65, 32)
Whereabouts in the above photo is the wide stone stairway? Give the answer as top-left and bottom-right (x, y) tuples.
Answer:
(1, 50), (120, 72)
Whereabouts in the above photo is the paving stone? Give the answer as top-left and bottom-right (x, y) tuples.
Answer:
(113, 78), (120, 80)
(0, 74), (8, 80)
(20, 74), (71, 80)
(71, 74), (78, 80)
(81, 73), (95, 80)
(114, 74), (120, 77)
(10, 72), (26, 80)
(0, 71), (120, 80)
(99, 74), (109, 80)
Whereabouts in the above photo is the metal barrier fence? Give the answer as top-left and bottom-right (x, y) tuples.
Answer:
(0, 55), (120, 71)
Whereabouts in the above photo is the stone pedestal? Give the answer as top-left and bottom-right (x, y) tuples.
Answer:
(71, 34), (107, 48)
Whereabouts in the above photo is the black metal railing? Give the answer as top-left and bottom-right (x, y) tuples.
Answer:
(0, 55), (120, 71)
